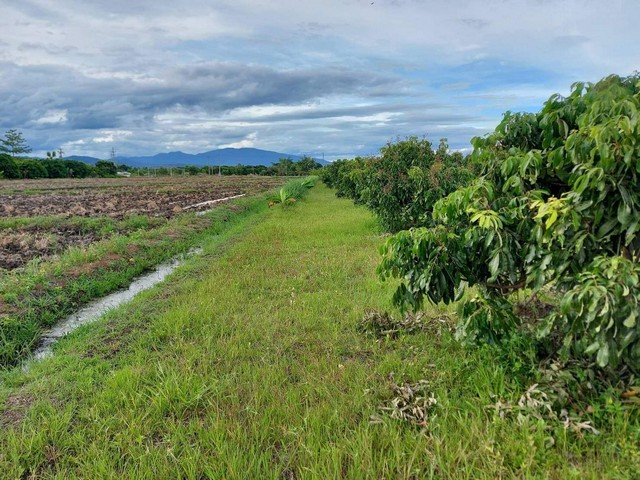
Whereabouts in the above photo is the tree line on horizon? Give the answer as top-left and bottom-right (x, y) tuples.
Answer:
(0, 130), (325, 179)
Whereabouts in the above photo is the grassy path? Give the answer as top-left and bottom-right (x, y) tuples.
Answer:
(0, 185), (637, 478)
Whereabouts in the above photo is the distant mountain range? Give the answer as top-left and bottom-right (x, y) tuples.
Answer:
(66, 148), (327, 167)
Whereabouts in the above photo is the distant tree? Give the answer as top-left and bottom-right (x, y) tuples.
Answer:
(0, 130), (32, 157)
(44, 160), (69, 178)
(185, 165), (200, 175)
(294, 156), (323, 175)
(95, 160), (118, 176)
(64, 160), (93, 178)
(18, 159), (47, 178)
(253, 165), (268, 175)
(46, 151), (57, 160)
(274, 158), (294, 176)
(0, 153), (20, 178)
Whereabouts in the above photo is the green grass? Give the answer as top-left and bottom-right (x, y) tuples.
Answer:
(0, 185), (637, 478)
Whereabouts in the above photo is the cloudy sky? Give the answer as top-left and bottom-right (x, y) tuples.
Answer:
(1, 0), (638, 160)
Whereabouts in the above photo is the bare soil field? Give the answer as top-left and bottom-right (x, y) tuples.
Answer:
(0, 175), (284, 270)
(0, 175), (283, 218)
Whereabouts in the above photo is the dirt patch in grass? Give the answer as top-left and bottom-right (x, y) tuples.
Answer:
(0, 298), (18, 315)
(0, 229), (100, 270)
(83, 326), (134, 360)
(0, 393), (36, 428)
(516, 296), (555, 322)
(66, 253), (124, 279)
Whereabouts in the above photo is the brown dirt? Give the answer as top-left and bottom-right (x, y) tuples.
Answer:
(67, 253), (124, 279)
(0, 393), (35, 428)
(515, 296), (555, 322)
(0, 175), (284, 271)
(0, 175), (282, 219)
(0, 228), (99, 270)
(0, 298), (14, 315)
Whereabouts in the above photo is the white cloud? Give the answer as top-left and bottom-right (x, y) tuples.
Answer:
(33, 109), (67, 124)
(219, 132), (258, 149)
(92, 130), (133, 143)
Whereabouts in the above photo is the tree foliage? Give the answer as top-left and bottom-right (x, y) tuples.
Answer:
(0, 156), (101, 179)
(0, 129), (31, 157)
(0, 153), (20, 178)
(95, 160), (118, 176)
(322, 137), (477, 232)
(321, 157), (370, 201)
(379, 74), (640, 373)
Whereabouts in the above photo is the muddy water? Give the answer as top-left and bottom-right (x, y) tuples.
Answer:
(33, 248), (202, 360)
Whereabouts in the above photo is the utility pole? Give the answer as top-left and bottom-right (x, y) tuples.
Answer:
(110, 147), (116, 161)
(58, 147), (64, 159)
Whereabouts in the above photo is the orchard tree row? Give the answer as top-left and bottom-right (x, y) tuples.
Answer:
(325, 74), (640, 387)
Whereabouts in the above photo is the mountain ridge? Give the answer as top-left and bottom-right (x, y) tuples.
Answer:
(67, 148), (327, 167)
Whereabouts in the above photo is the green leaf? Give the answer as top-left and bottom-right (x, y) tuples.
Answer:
(545, 210), (558, 229)
(585, 341), (601, 355)
(618, 203), (634, 227)
(488, 254), (500, 277)
(624, 310), (637, 328)
(596, 343), (610, 367)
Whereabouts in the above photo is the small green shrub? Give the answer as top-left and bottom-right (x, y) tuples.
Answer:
(269, 176), (317, 207)
(322, 139), (477, 232)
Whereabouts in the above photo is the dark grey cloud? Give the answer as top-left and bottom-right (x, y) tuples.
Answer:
(0, 60), (398, 128)
(0, 59), (413, 156)
(168, 63), (398, 109)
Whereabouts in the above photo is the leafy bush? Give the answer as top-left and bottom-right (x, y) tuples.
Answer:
(0, 153), (19, 179)
(363, 137), (476, 231)
(321, 157), (370, 202)
(18, 159), (48, 178)
(0, 156), (100, 179)
(323, 138), (476, 232)
(96, 160), (118, 177)
(379, 74), (640, 374)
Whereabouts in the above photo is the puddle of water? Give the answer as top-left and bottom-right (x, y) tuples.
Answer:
(187, 193), (246, 213)
(32, 248), (202, 361)
(194, 193), (247, 216)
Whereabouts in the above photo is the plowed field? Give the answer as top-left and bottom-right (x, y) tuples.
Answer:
(0, 175), (283, 270)
(0, 175), (283, 218)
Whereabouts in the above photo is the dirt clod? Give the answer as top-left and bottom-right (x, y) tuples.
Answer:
(0, 393), (35, 428)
